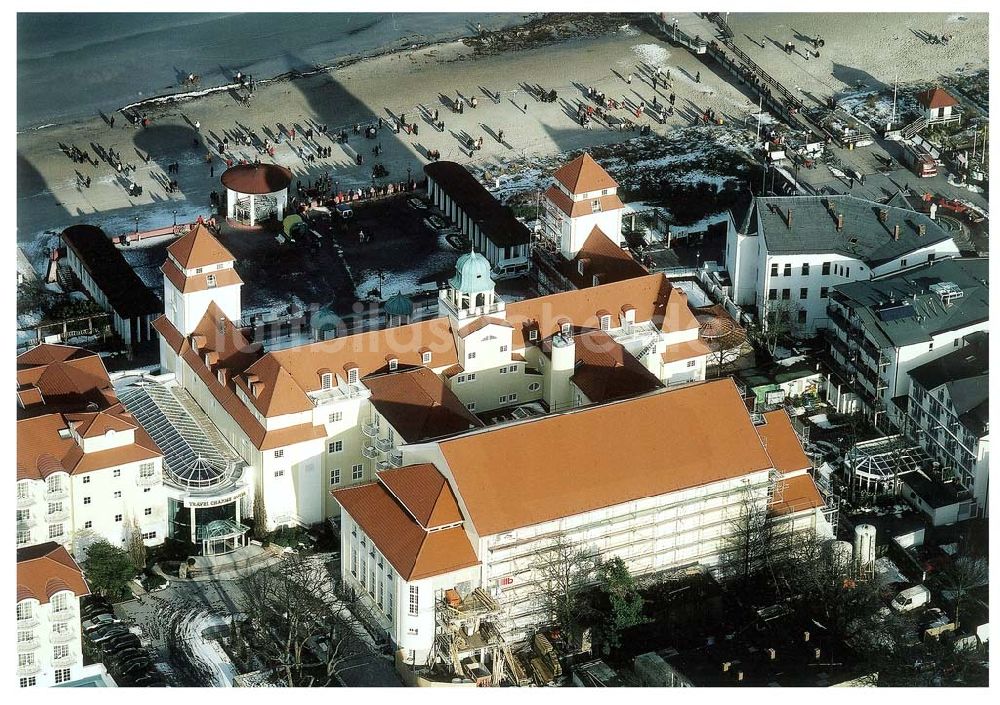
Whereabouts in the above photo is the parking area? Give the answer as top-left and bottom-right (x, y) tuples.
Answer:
(81, 594), (166, 687)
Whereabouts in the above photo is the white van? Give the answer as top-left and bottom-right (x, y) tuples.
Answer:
(892, 585), (931, 612)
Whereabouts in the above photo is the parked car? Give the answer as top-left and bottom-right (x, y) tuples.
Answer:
(82, 614), (118, 632)
(108, 647), (145, 666)
(101, 634), (141, 652)
(117, 660), (154, 682)
(88, 625), (130, 644)
(336, 203), (353, 220)
(81, 601), (113, 619)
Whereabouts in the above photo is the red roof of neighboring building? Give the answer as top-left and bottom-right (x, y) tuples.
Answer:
(564, 226), (648, 288)
(756, 410), (812, 473)
(916, 87), (959, 109)
(378, 463), (464, 529)
(770, 472), (825, 516)
(544, 185), (624, 218)
(569, 329), (663, 403)
(552, 153), (618, 194)
(17, 542), (90, 604)
(16, 344), (116, 418)
(220, 163), (293, 195)
(364, 367), (483, 443)
(333, 481), (479, 581)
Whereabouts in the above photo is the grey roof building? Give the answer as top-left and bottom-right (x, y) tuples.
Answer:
(754, 195), (952, 267)
(823, 258), (988, 426)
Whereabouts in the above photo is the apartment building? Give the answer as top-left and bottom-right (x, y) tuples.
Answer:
(905, 331), (988, 517)
(824, 257), (988, 427)
(333, 379), (832, 671)
(16, 344), (167, 553)
(152, 226), (711, 532)
(16, 542), (102, 687)
(725, 195), (960, 335)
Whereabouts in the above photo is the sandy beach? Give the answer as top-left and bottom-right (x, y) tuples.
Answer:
(16, 12), (989, 260)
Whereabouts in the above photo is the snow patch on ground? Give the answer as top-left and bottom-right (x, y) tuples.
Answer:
(631, 43), (671, 67)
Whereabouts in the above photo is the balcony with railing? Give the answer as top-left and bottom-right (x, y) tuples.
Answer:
(45, 487), (69, 501)
(361, 445), (380, 460)
(376, 460), (392, 472)
(52, 652), (79, 667)
(388, 450), (404, 468)
(50, 608), (75, 622)
(375, 437), (393, 453)
(16, 662), (41, 677)
(17, 636), (40, 653)
(17, 615), (39, 629)
(17, 493), (36, 509)
(826, 304), (850, 331)
(17, 515), (38, 530)
(51, 628), (75, 645)
(45, 508), (70, 523)
(361, 423), (379, 438)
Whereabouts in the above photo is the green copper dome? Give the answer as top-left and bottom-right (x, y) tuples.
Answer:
(384, 292), (414, 317)
(449, 251), (494, 294)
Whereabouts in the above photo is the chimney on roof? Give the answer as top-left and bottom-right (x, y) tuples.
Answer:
(878, 209), (888, 223)
(768, 648), (776, 661)
(918, 223), (926, 236)
(737, 671), (744, 682)
(786, 208), (793, 229)
(836, 214), (844, 232)
(803, 630), (810, 642)
(893, 224), (901, 240)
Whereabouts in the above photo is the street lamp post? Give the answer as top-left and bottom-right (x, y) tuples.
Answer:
(134, 216), (139, 235)
(173, 210), (178, 229)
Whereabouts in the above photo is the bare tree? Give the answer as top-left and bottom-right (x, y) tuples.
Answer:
(755, 299), (802, 356)
(720, 481), (789, 591)
(533, 535), (601, 645)
(252, 483), (268, 541)
(236, 555), (361, 687)
(125, 516), (146, 570)
(938, 556), (988, 629)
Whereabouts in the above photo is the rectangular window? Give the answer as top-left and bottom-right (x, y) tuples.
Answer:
(599, 315), (611, 331)
(54, 668), (71, 685)
(195, 267), (203, 274)
(53, 644), (69, 660)
(82, 476), (90, 484)
(468, 373), (476, 381)
(330, 468), (341, 485)
(139, 462), (155, 478)
(347, 369), (359, 384)
(369, 569), (376, 598)
(770, 262), (778, 276)
(351, 547), (358, 577)
(84, 521), (92, 529)
(329, 440), (343, 453)
(499, 395), (508, 404)
(800, 287), (808, 300)
(144, 507), (152, 516)
(422, 351), (432, 364)
(591, 199), (602, 212)
(528, 330), (538, 341)
(782, 289), (791, 300)
(500, 345), (508, 353)
(409, 585), (419, 616)
(115, 514), (123, 522)
(822, 261), (831, 275)
(820, 286), (829, 298)
(768, 289), (777, 301)
(321, 373), (333, 390)
(274, 449), (284, 458)
(206, 274), (217, 288)
(141, 531), (157, 540)
(510, 393), (518, 402)
(686, 360), (697, 368)
(801, 263), (810, 276)
(466, 402), (476, 411)
(19, 677), (37, 688)
(387, 593), (393, 619)
(783, 263), (791, 277)
(17, 530), (30, 545)
(378, 580), (384, 609)
(900, 259), (907, 267)
(352, 464), (363, 481)
(113, 491), (121, 499)
(798, 310), (807, 325)
(274, 469), (284, 477)
(83, 497), (91, 505)
(49, 524), (64, 539)
(467, 352), (476, 360)
(113, 469), (121, 478)
(845, 267), (850, 277)
(328, 411), (343, 424)
(388, 359), (398, 371)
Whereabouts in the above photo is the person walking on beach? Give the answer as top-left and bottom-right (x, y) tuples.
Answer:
(497, 129), (504, 143)
(626, 73), (633, 85)
(109, 115), (115, 128)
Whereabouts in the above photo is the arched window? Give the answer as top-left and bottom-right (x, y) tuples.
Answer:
(347, 368), (359, 384)
(475, 293), (486, 308)
(321, 373), (333, 390)
(50, 592), (70, 614)
(16, 601), (34, 621)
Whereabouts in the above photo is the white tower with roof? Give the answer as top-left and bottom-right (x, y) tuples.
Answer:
(161, 224), (243, 337)
(541, 153), (626, 260)
(438, 250), (506, 323)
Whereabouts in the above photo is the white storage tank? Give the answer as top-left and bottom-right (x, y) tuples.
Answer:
(827, 540), (854, 574)
(854, 524), (876, 571)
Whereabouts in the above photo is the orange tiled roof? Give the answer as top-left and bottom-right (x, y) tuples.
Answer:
(64, 407), (137, 438)
(564, 226), (648, 288)
(237, 354), (314, 417)
(770, 472), (825, 516)
(756, 410), (812, 473)
(364, 367), (483, 443)
(439, 379), (776, 535)
(378, 463), (464, 528)
(162, 258), (244, 294)
(505, 273), (698, 348)
(17, 542), (90, 604)
(333, 481), (479, 581)
(552, 153), (618, 194)
(167, 224), (236, 269)
(916, 87), (959, 109)
(17, 344), (115, 418)
(544, 185), (624, 218)
(661, 338), (712, 364)
(457, 316), (513, 338)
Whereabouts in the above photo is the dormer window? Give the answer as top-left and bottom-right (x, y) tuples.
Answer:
(577, 260), (586, 276)
(560, 322), (571, 336)
(348, 368), (359, 384)
(388, 359), (398, 371)
(600, 315), (611, 331)
(529, 329), (538, 341)
(591, 199), (602, 212)
(207, 274), (217, 288)
(321, 373), (333, 390)
(421, 351), (432, 365)
(195, 267), (203, 274)
(592, 275), (601, 287)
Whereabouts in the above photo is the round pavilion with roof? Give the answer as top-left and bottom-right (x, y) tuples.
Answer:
(221, 163), (293, 226)
(439, 250), (504, 321)
(384, 292), (415, 326)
